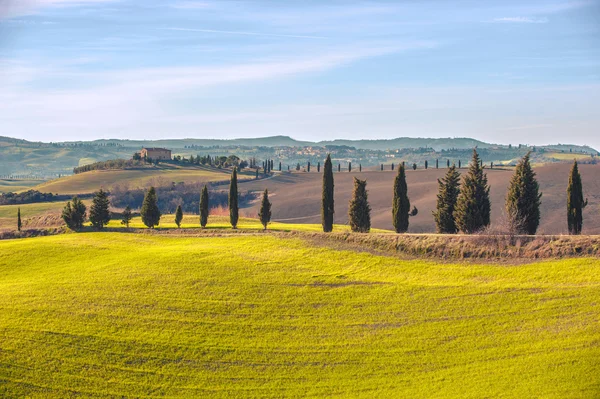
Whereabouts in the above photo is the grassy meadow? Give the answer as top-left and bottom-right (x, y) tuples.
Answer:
(0, 233), (599, 397)
(32, 165), (256, 195)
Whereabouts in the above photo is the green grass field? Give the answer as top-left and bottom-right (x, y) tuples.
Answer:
(0, 233), (598, 397)
(0, 200), (91, 230)
(0, 179), (45, 193)
(33, 165), (255, 194)
(547, 152), (593, 161)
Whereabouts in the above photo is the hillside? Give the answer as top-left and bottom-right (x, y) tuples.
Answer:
(31, 164), (254, 195)
(236, 163), (600, 235)
(1, 135), (596, 178)
(1, 233), (598, 397)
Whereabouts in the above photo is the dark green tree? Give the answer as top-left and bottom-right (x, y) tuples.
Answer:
(308, 161), (311, 172)
(175, 205), (183, 228)
(121, 206), (133, 228)
(229, 167), (239, 228)
(505, 153), (542, 234)
(258, 189), (272, 230)
(436, 159), (439, 169)
(200, 185), (209, 228)
(321, 154), (334, 232)
(89, 188), (111, 230)
(348, 178), (371, 233)
(412, 163), (417, 171)
(432, 166), (461, 234)
(567, 161), (587, 235)
(454, 150), (491, 234)
(359, 164), (362, 172)
(17, 207), (22, 232)
(348, 162), (352, 172)
(141, 187), (161, 228)
(62, 196), (87, 230)
(425, 160), (428, 169)
(392, 164), (418, 233)
(447, 159), (450, 168)
(338, 163), (341, 172)
(391, 163), (394, 171)
(317, 162), (320, 173)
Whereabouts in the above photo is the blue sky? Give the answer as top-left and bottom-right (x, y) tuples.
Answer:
(0, 0), (599, 148)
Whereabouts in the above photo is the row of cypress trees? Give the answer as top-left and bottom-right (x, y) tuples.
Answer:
(331, 150), (588, 235)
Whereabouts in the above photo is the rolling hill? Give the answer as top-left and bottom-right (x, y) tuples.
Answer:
(235, 163), (600, 235)
(1, 233), (599, 397)
(31, 164), (254, 195)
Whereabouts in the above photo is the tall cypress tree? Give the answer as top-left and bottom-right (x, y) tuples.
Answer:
(258, 189), (272, 230)
(308, 161), (311, 172)
(317, 162), (320, 173)
(348, 162), (352, 172)
(321, 154), (334, 232)
(392, 164), (418, 233)
(17, 207), (22, 232)
(89, 188), (111, 230)
(567, 161), (587, 235)
(200, 185), (209, 228)
(454, 150), (491, 234)
(229, 167), (239, 228)
(505, 153), (542, 234)
(432, 166), (461, 234)
(348, 178), (371, 233)
(175, 205), (183, 228)
(141, 187), (161, 228)
(279, 161), (282, 171)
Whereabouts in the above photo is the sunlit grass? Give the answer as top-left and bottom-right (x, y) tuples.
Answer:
(0, 233), (599, 397)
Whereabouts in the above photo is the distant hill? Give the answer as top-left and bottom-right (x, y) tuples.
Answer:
(0, 135), (596, 178)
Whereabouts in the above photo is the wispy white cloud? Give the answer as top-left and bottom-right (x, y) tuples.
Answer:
(0, 0), (117, 18)
(492, 16), (549, 23)
(161, 27), (326, 40)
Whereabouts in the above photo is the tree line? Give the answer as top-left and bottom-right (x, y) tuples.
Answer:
(15, 150), (588, 236)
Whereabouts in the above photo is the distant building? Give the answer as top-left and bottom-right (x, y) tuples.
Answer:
(140, 147), (172, 161)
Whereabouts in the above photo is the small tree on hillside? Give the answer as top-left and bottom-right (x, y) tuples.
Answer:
(121, 206), (133, 228)
(425, 160), (428, 169)
(322, 154), (334, 232)
(317, 162), (321, 173)
(338, 163), (341, 172)
(505, 153), (542, 234)
(258, 189), (272, 230)
(454, 149), (491, 234)
(392, 164), (418, 233)
(307, 161), (311, 172)
(17, 208), (22, 232)
(567, 161), (587, 235)
(348, 178), (371, 233)
(229, 168), (239, 228)
(279, 161), (282, 171)
(89, 188), (111, 230)
(432, 166), (461, 234)
(200, 185), (209, 228)
(175, 205), (183, 228)
(348, 162), (352, 172)
(412, 163), (417, 171)
(62, 196), (87, 230)
(141, 187), (161, 228)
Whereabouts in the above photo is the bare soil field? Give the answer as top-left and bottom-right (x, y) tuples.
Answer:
(234, 163), (600, 235)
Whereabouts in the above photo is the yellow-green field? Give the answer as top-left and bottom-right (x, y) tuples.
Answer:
(0, 200), (91, 230)
(107, 215), (393, 233)
(0, 179), (45, 193)
(33, 165), (255, 194)
(547, 152), (593, 161)
(0, 233), (598, 397)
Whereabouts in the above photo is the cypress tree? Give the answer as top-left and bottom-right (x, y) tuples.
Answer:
(121, 205), (133, 228)
(458, 160), (462, 168)
(279, 161), (282, 171)
(258, 189), (272, 230)
(432, 166), (461, 234)
(447, 159), (450, 168)
(175, 205), (183, 228)
(505, 153), (542, 234)
(348, 162), (352, 172)
(229, 167), (239, 228)
(381, 164), (383, 171)
(338, 163), (341, 172)
(89, 188), (111, 230)
(454, 150), (491, 234)
(17, 207), (22, 232)
(567, 161), (587, 235)
(321, 154), (334, 232)
(256, 168), (259, 179)
(348, 178), (371, 233)
(308, 161), (311, 172)
(200, 185), (209, 228)
(391, 163), (394, 171)
(425, 160), (428, 169)
(141, 187), (161, 228)
(412, 163), (417, 170)
(436, 159), (439, 169)
(392, 164), (418, 233)
(359, 164), (362, 172)
(317, 162), (320, 173)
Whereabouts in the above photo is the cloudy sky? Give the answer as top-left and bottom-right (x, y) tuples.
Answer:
(0, 0), (599, 147)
